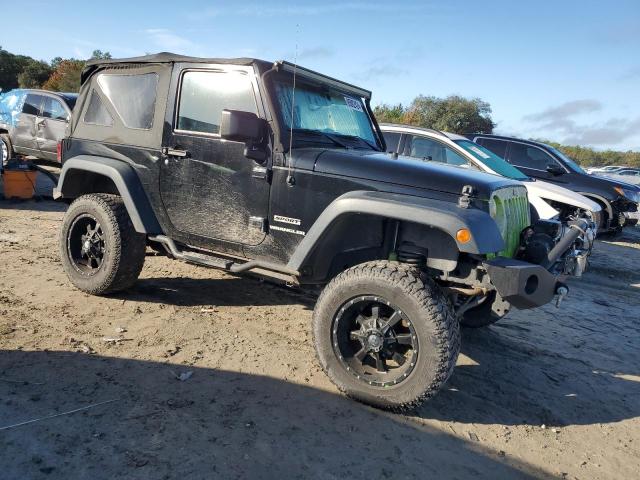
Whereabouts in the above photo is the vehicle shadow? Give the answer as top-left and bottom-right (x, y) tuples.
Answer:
(419, 323), (640, 427)
(0, 350), (545, 480)
(118, 276), (316, 309)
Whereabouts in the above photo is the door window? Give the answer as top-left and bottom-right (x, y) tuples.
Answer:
(176, 70), (257, 135)
(41, 97), (68, 121)
(405, 135), (468, 166)
(508, 143), (560, 170)
(476, 138), (508, 159)
(22, 94), (44, 116)
(383, 132), (401, 153)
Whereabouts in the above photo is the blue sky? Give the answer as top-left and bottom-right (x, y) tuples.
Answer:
(3, 0), (640, 150)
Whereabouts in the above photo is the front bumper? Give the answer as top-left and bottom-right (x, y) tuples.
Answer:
(483, 257), (562, 310)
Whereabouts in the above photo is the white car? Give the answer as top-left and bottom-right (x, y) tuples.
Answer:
(586, 165), (627, 175)
(380, 124), (602, 229)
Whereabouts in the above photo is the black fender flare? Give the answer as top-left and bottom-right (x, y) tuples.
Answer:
(286, 190), (505, 270)
(53, 155), (161, 234)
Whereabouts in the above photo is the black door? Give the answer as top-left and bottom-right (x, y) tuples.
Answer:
(159, 65), (270, 247)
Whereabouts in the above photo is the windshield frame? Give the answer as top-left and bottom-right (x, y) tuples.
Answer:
(265, 69), (384, 153)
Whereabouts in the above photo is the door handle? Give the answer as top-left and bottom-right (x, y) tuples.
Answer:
(163, 147), (190, 158)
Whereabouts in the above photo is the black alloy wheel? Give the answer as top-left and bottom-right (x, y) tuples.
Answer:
(67, 214), (106, 275)
(332, 295), (418, 387)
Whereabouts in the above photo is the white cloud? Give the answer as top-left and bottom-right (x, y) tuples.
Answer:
(523, 100), (640, 147)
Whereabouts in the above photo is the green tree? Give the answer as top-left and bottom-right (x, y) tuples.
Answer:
(17, 59), (53, 88)
(405, 95), (495, 134)
(373, 103), (406, 124)
(90, 50), (112, 60)
(0, 47), (33, 90)
(373, 95), (495, 134)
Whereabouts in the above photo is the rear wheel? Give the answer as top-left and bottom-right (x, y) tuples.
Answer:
(313, 261), (460, 410)
(60, 193), (146, 294)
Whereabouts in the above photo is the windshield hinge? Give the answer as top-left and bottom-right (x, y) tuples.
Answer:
(458, 185), (475, 209)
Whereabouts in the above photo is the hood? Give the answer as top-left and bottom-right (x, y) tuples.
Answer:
(575, 170), (640, 197)
(524, 179), (601, 212)
(304, 148), (520, 200)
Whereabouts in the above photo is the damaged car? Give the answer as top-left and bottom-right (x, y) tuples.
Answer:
(55, 53), (593, 409)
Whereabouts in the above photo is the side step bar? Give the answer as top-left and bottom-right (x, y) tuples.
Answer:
(148, 235), (300, 277)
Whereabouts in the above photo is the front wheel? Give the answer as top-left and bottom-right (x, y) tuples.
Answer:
(1, 134), (13, 166)
(313, 261), (460, 410)
(60, 193), (146, 294)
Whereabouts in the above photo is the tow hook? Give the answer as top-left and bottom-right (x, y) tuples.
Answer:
(555, 284), (569, 308)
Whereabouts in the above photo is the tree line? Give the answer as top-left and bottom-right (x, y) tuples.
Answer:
(1, 47), (637, 167)
(0, 47), (112, 93)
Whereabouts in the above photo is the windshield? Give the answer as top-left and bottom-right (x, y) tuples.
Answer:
(273, 76), (380, 150)
(454, 140), (529, 181)
(548, 146), (586, 174)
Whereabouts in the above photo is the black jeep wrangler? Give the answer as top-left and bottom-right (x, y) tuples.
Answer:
(54, 53), (587, 409)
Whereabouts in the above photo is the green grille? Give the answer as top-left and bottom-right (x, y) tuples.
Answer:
(488, 187), (530, 258)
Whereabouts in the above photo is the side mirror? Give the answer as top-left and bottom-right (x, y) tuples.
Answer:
(220, 110), (268, 163)
(546, 164), (565, 176)
(220, 110), (266, 145)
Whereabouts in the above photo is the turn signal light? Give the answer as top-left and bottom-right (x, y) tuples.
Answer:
(456, 228), (472, 244)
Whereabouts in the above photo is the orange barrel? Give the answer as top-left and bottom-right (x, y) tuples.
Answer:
(2, 169), (39, 199)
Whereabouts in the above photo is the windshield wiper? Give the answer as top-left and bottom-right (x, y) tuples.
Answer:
(292, 129), (349, 149)
(333, 133), (381, 151)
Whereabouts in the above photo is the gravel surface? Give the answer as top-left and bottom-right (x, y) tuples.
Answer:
(1, 196), (639, 479)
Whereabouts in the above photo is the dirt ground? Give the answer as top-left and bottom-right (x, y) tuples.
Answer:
(1, 188), (640, 478)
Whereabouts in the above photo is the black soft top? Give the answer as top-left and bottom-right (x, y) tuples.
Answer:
(81, 52), (371, 98)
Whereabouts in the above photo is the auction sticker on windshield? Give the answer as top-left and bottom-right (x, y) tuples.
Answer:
(469, 145), (490, 159)
(344, 96), (363, 112)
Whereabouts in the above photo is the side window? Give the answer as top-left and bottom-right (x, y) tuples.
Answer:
(176, 70), (257, 135)
(406, 135), (468, 166)
(41, 97), (68, 121)
(97, 73), (158, 129)
(84, 90), (114, 126)
(383, 132), (401, 153)
(508, 143), (558, 170)
(22, 94), (43, 116)
(477, 138), (507, 159)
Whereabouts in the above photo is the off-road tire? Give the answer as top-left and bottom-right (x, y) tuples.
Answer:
(60, 193), (146, 294)
(312, 261), (460, 410)
(1, 133), (13, 166)
(459, 292), (501, 328)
